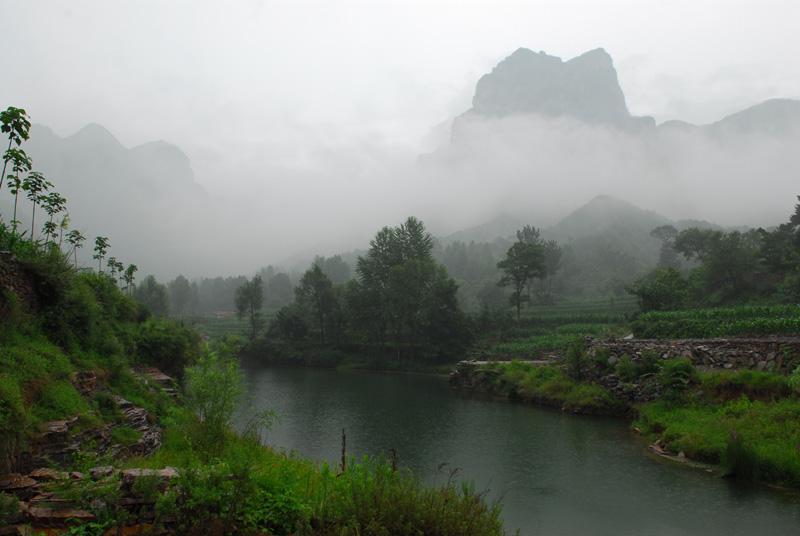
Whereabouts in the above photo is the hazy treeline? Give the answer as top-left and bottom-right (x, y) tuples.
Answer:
(629, 197), (800, 311)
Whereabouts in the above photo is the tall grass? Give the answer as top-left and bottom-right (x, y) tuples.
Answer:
(637, 394), (800, 487)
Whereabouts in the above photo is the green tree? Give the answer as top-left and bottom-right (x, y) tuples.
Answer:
(314, 254), (352, 285)
(353, 217), (465, 363)
(133, 275), (170, 317)
(121, 264), (138, 295)
(627, 267), (690, 312)
(168, 275), (192, 317)
(295, 264), (336, 344)
(651, 224), (680, 269)
(497, 240), (546, 320)
(106, 257), (125, 284)
(65, 230), (86, 268)
(234, 275), (264, 340)
(41, 192), (67, 244)
(673, 227), (715, 264)
(22, 171), (52, 238)
(269, 303), (309, 341)
(0, 107), (31, 195)
(266, 272), (294, 308)
(704, 230), (758, 293)
(93, 236), (109, 273)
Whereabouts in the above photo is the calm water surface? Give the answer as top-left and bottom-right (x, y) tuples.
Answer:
(242, 367), (800, 536)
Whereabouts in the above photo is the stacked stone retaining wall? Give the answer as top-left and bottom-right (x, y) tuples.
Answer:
(586, 337), (800, 373)
(0, 251), (38, 316)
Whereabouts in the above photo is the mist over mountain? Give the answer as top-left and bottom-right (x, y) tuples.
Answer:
(454, 48), (654, 136)
(424, 48), (799, 234)
(13, 124), (214, 278)
(7, 46), (797, 281)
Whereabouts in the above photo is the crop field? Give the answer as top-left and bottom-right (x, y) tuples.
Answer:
(632, 305), (800, 338)
(531, 295), (638, 316)
(486, 309), (631, 359)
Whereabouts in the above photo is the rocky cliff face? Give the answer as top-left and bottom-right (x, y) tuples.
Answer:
(454, 47), (655, 138)
(471, 48), (630, 123)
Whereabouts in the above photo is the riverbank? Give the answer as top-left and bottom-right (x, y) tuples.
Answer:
(449, 350), (800, 489)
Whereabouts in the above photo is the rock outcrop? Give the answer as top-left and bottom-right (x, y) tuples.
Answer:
(0, 466), (179, 532)
(452, 47), (655, 142)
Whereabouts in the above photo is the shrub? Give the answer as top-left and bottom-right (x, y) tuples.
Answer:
(616, 355), (638, 382)
(592, 347), (614, 374)
(564, 336), (590, 381)
(184, 350), (245, 461)
(134, 317), (202, 379)
(659, 358), (698, 398)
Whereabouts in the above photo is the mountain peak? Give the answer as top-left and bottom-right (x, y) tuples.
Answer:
(466, 47), (632, 126)
(69, 123), (123, 148)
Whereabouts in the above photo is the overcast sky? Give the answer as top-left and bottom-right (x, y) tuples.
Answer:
(3, 1), (800, 276)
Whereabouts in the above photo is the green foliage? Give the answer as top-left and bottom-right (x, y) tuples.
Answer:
(564, 336), (590, 381)
(271, 303), (310, 341)
(659, 358), (698, 398)
(184, 349), (246, 461)
(295, 264), (336, 344)
(626, 267), (689, 313)
(631, 305), (800, 338)
(133, 316), (201, 379)
(467, 361), (623, 414)
(92, 391), (122, 420)
(305, 456), (507, 536)
(235, 274), (265, 340)
(32, 380), (88, 421)
(497, 239), (546, 320)
(0, 492), (19, 527)
(592, 347), (615, 374)
(638, 394), (800, 487)
(615, 350), (661, 382)
(349, 217), (470, 364)
(109, 425), (142, 446)
(133, 274), (170, 317)
(702, 369), (793, 401)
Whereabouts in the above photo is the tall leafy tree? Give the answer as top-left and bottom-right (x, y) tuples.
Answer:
(42, 192), (67, 244)
(66, 230), (86, 267)
(704, 230), (758, 293)
(234, 275), (265, 340)
(22, 171), (52, 238)
(650, 224), (680, 269)
(93, 236), (109, 273)
(497, 239), (546, 320)
(133, 275), (170, 317)
(352, 217), (466, 363)
(295, 264), (336, 344)
(0, 107), (31, 194)
(313, 254), (352, 285)
(673, 227), (715, 264)
(168, 275), (192, 317)
(5, 148), (32, 232)
(121, 264), (138, 295)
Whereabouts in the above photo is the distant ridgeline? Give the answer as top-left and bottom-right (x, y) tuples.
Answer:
(450, 47), (800, 140)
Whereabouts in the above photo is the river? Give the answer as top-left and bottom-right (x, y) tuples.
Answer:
(242, 367), (800, 535)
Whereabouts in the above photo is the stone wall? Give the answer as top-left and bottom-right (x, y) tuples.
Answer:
(0, 251), (38, 316)
(587, 337), (800, 373)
